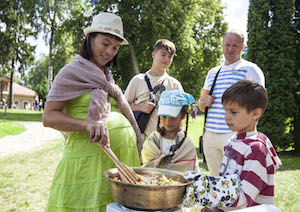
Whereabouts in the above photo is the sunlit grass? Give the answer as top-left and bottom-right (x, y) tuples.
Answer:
(0, 109), (43, 122)
(0, 114), (299, 212)
(0, 138), (64, 212)
(0, 121), (26, 138)
(186, 114), (204, 149)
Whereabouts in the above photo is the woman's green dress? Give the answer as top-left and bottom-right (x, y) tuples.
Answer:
(45, 93), (140, 212)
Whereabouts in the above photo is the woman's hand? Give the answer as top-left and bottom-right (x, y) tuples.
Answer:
(44, 101), (111, 148)
(86, 120), (110, 147)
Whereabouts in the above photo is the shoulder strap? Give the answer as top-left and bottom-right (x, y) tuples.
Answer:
(203, 67), (222, 129)
(144, 74), (153, 92)
(208, 67), (222, 95)
(144, 74), (168, 91)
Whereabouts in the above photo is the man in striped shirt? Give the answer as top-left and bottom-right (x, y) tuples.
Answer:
(198, 30), (265, 176)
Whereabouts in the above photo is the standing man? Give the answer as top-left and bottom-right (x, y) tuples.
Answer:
(124, 39), (183, 137)
(198, 29), (265, 176)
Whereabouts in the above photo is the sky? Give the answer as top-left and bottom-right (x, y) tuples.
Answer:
(221, 0), (250, 41)
(30, 0), (250, 58)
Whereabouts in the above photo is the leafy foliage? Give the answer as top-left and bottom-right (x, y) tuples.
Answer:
(293, 0), (300, 151)
(29, 0), (88, 91)
(0, 0), (35, 74)
(24, 56), (48, 102)
(3, 1), (227, 107)
(247, 0), (298, 149)
(89, 0), (227, 98)
(0, 0), (36, 107)
(0, 121), (26, 138)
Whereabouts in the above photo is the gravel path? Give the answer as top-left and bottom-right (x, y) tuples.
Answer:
(0, 122), (64, 156)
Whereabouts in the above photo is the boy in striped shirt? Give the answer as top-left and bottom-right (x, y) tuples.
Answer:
(183, 80), (282, 211)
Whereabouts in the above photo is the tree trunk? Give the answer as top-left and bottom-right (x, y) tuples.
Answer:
(48, 13), (56, 92)
(8, 69), (14, 109)
(0, 81), (3, 103)
(129, 43), (140, 75)
(48, 30), (54, 92)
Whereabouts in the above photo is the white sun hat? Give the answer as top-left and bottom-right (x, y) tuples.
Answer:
(157, 90), (195, 118)
(83, 12), (129, 45)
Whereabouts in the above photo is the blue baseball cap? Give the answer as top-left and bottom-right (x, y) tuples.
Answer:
(157, 90), (195, 118)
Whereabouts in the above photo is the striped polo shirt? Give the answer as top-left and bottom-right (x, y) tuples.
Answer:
(203, 59), (265, 134)
(219, 131), (281, 209)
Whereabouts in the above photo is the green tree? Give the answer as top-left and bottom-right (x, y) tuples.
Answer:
(89, 0), (227, 99)
(0, 0), (36, 108)
(24, 56), (48, 102)
(32, 0), (87, 91)
(247, 0), (298, 149)
(293, 0), (300, 151)
(25, 0), (227, 103)
(172, 0), (227, 99)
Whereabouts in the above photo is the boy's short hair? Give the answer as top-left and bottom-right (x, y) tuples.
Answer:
(222, 79), (268, 114)
(153, 39), (176, 56)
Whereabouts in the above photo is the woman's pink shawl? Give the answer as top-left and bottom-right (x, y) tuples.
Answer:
(46, 54), (142, 146)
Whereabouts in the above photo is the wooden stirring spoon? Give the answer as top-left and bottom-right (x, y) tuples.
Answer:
(101, 145), (139, 184)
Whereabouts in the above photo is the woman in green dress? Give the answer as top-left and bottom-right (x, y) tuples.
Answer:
(43, 12), (143, 211)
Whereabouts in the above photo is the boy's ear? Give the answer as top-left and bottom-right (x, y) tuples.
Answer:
(152, 51), (155, 59)
(252, 108), (262, 120)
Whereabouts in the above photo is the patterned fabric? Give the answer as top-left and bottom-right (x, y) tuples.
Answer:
(203, 59), (265, 134)
(141, 130), (199, 172)
(161, 137), (176, 155)
(183, 171), (240, 208)
(98, 26), (121, 35)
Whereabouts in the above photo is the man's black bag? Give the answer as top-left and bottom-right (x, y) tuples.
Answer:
(133, 110), (153, 133)
(133, 74), (167, 133)
(199, 134), (206, 163)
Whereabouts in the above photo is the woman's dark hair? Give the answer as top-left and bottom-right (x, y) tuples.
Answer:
(157, 105), (189, 142)
(79, 32), (122, 70)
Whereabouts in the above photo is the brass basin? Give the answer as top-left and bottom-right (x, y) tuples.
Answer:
(102, 167), (192, 211)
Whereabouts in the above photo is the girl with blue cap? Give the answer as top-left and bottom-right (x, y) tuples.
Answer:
(142, 90), (199, 172)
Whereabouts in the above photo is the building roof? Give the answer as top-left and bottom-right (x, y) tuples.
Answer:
(13, 82), (38, 97)
(0, 77), (38, 97)
(0, 77), (10, 82)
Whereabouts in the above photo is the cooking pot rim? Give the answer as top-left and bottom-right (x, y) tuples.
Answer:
(102, 167), (193, 187)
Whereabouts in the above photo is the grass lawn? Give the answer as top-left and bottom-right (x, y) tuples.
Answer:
(0, 138), (65, 212)
(0, 109), (43, 138)
(187, 115), (204, 149)
(0, 121), (27, 138)
(0, 114), (299, 211)
(0, 109), (43, 122)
